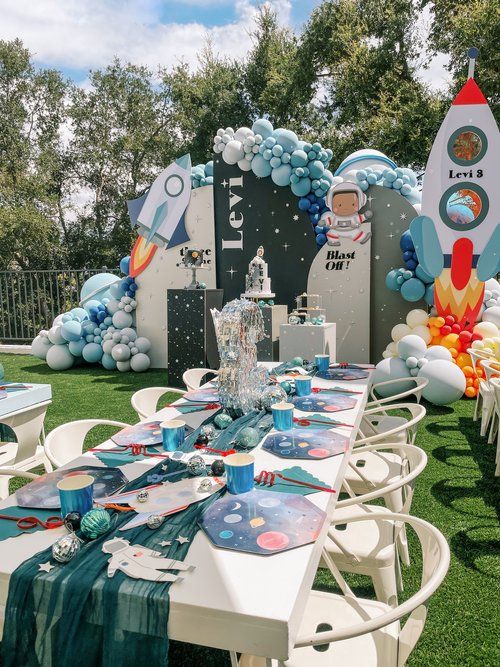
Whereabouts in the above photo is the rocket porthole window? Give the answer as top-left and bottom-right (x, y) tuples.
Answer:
(439, 182), (489, 232)
(164, 174), (184, 197)
(447, 126), (487, 166)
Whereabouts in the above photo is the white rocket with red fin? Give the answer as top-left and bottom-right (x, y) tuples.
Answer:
(410, 48), (500, 326)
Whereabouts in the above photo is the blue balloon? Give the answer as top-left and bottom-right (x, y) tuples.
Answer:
(401, 278), (426, 302)
(400, 230), (414, 252)
(385, 269), (401, 291)
(316, 233), (327, 246)
(291, 177), (312, 197)
(97, 311), (106, 323)
(251, 154), (273, 178)
(271, 163), (292, 186)
(119, 255), (130, 276)
(290, 150), (308, 168)
(402, 250), (413, 261)
(308, 160), (324, 179)
(251, 118), (273, 139)
(310, 213), (320, 224)
(61, 320), (82, 342)
(298, 197), (310, 211)
(82, 342), (103, 363)
(68, 339), (86, 357)
(80, 273), (118, 305)
(205, 160), (214, 176)
(101, 353), (117, 370)
(415, 265), (435, 284)
(405, 259), (417, 271)
(272, 128), (299, 153)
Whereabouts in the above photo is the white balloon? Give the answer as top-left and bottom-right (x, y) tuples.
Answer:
(46, 344), (74, 370)
(482, 306), (500, 329)
(31, 335), (52, 360)
(418, 360), (465, 405)
(106, 299), (120, 315)
(116, 360), (131, 372)
(386, 341), (398, 355)
(223, 140), (245, 165)
(391, 323), (411, 342)
(135, 337), (151, 354)
(474, 321), (499, 338)
(52, 314), (65, 327)
(237, 158), (252, 171)
(234, 127), (253, 142)
(411, 325), (431, 344)
(424, 345), (452, 361)
(406, 309), (429, 328)
(48, 325), (65, 345)
(130, 353), (150, 372)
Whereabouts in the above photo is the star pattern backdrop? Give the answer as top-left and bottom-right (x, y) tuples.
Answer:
(213, 158), (318, 311)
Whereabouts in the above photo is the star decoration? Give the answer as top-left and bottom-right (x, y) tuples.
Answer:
(274, 228), (280, 234)
(283, 243), (290, 251)
(161, 463), (169, 471)
(38, 561), (54, 573)
(400, 213), (407, 220)
(293, 214), (299, 221)
(159, 540), (172, 547)
(221, 179), (228, 188)
(227, 266), (237, 278)
(176, 536), (190, 545)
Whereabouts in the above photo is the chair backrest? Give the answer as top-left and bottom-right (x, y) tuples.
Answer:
(480, 359), (500, 383)
(367, 377), (429, 407)
(295, 512), (450, 666)
(44, 419), (130, 468)
(491, 377), (500, 410)
(357, 403), (426, 446)
(467, 346), (493, 373)
(131, 387), (186, 421)
(339, 442), (427, 515)
(182, 368), (219, 392)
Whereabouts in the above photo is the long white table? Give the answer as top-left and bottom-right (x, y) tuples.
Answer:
(0, 366), (370, 662)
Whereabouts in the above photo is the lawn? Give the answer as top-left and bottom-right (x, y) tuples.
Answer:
(1, 353), (499, 667)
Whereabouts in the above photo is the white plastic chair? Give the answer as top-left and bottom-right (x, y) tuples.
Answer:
(366, 377), (428, 408)
(44, 419), (130, 468)
(323, 443), (427, 607)
(480, 359), (500, 443)
(491, 378), (500, 476)
(182, 368), (219, 392)
(234, 512), (450, 667)
(356, 403), (426, 447)
(0, 400), (52, 499)
(0, 468), (39, 498)
(131, 387), (186, 422)
(468, 348), (495, 434)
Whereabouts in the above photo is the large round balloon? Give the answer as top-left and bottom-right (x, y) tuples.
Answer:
(135, 337), (151, 354)
(418, 360), (465, 405)
(406, 309), (428, 329)
(61, 320), (82, 342)
(32, 335), (52, 360)
(397, 334), (428, 360)
(482, 307), (500, 328)
(80, 273), (120, 305)
(48, 325), (65, 346)
(82, 343), (103, 364)
(130, 353), (150, 372)
(68, 339), (86, 357)
(401, 278), (425, 302)
(46, 344), (74, 371)
(112, 310), (133, 329)
(424, 346), (452, 362)
(111, 344), (131, 362)
(101, 353), (117, 370)
(391, 323), (411, 342)
(371, 357), (414, 397)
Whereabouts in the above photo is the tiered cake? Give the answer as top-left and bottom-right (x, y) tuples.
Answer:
(241, 246), (275, 299)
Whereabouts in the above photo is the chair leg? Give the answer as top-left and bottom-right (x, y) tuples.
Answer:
(480, 397), (494, 436)
(0, 476), (11, 500)
(396, 527), (411, 567)
(371, 564), (399, 608)
(43, 455), (53, 473)
(230, 651), (239, 667)
(473, 394), (481, 421)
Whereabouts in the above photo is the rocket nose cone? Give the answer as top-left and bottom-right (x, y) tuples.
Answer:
(452, 78), (487, 105)
(175, 154), (192, 171)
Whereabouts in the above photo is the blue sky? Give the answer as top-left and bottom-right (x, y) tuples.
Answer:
(0, 0), (449, 89)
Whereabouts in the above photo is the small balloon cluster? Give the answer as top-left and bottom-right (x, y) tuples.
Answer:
(191, 161), (214, 188)
(355, 166), (420, 205)
(386, 230), (435, 304)
(298, 193), (330, 248)
(31, 257), (152, 373)
(210, 118), (335, 198)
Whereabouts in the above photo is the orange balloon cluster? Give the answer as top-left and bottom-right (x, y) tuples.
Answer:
(427, 314), (483, 398)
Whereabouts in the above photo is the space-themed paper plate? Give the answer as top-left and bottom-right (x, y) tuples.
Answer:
(111, 421), (163, 447)
(184, 387), (220, 403)
(199, 488), (326, 555)
(15, 466), (128, 509)
(292, 393), (357, 413)
(262, 429), (349, 460)
(292, 413), (353, 430)
(316, 365), (370, 381)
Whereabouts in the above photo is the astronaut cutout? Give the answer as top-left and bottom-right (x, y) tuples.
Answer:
(320, 181), (372, 246)
(102, 537), (195, 583)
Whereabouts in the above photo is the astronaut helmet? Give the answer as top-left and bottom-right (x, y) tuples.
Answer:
(325, 180), (367, 214)
(102, 537), (130, 554)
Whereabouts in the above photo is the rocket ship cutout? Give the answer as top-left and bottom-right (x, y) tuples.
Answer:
(127, 154), (192, 276)
(410, 49), (499, 327)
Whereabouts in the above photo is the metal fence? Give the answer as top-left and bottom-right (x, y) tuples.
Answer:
(0, 269), (119, 343)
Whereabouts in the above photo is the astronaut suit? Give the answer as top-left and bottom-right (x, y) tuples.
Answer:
(320, 181), (372, 246)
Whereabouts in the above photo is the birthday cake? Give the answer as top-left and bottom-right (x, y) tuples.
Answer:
(241, 246), (275, 299)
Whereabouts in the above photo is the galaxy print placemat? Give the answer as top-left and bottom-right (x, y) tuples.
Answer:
(15, 466), (127, 509)
(199, 488), (326, 555)
(183, 387), (220, 403)
(111, 421), (163, 447)
(262, 429), (349, 459)
(316, 366), (370, 381)
(292, 394), (357, 413)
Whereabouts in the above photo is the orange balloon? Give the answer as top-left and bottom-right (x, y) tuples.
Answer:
(465, 386), (476, 398)
(431, 336), (442, 345)
(429, 326), (441, 337)
(449, 348), (458, 358)
(435, 317), (445, 327)
(476, 368), (484, 378)
(441, 333), (461, 350)
(462, 365), (474, 378)
(473, 379), (479, 388)
(456, 353), (471, 368)
(466, 377), (473, 387)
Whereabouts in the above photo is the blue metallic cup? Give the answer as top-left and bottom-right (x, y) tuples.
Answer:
(315, 354), (330, 372)
(161, 419), (186, 452)
(295, 376), (312, 396)
(271, 402), (294, 431)
(224, 454), (255, 494)
(57, 474), (94, 517)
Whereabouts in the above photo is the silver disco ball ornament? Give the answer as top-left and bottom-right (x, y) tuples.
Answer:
(146, 514), (165, 530)
(201, 424), (217, 441)
(52, 533), (81, 563)
(186, 455), (207, 476)
(260, 385), (287, 412)
(136, 489), (149, 503)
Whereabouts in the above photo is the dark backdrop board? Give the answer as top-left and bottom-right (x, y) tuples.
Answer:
(369, 185), (421, 362)
(213, 158), (318, 311)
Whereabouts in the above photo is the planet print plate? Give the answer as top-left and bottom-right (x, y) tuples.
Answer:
(15, 466), (128, 509)
(292, 394), (357, 413)
(199, 488), (326, 555)
(111, 421), (163, 447)
(262, 429), (348, 460)
(316, 366), (369, 381)
(184, 387), (220, 403)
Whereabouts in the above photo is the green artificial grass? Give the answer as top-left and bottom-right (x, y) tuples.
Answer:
(1, 353), (499, 666)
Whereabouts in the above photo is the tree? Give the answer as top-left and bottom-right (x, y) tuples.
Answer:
(0, 39), (67, 269)
(423, 0), (499, 118)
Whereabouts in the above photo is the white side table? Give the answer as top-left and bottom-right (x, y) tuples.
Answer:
(279, 322), (336, 362)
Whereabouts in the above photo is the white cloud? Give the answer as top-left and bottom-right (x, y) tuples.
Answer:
(0, 0), (292, 74)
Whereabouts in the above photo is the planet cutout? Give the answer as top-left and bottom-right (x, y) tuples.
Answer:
(257, 531), (290, 551)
